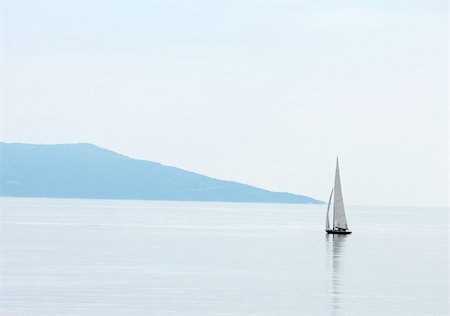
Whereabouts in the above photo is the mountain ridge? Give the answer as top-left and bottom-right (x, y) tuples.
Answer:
(0, 142), (323, 204)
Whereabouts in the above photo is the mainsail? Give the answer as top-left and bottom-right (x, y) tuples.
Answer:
(333, 158), (348, 229)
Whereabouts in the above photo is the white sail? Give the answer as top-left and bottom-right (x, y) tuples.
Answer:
(325, 188), (333, 230)
(333, 158), (348, 230)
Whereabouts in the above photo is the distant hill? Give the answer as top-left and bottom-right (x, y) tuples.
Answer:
(0, 142), (322, 204)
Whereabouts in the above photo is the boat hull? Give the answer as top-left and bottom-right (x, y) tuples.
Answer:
(326, 229), (352, 235)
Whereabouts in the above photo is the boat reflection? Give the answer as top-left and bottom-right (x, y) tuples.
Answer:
(326, 233), (348, 315)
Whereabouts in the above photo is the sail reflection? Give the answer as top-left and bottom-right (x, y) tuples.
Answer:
(326, 234), (348, 315)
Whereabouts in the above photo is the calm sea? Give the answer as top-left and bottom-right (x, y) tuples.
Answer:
(0, 198), (448, 315)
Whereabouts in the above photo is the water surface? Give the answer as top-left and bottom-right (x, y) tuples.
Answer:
(0, 198), (448, 315)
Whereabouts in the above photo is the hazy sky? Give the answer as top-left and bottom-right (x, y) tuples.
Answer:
(1, 0), (448, 207)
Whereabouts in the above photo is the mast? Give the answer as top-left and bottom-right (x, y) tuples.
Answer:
(333, 157), (348, 230)
(325, 188), (333, 230)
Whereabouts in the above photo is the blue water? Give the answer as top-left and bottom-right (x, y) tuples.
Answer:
(0, 198), (448, 315)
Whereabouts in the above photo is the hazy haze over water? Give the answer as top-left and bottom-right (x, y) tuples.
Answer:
(1, 0), (448, 207)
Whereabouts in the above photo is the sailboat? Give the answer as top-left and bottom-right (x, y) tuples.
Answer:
(326, 158), (352, 234)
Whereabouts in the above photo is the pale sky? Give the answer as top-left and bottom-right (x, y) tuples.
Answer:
(0, 0), (448, 207)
